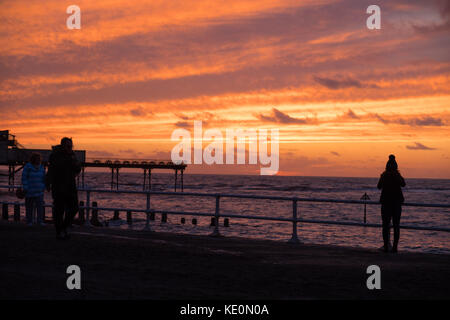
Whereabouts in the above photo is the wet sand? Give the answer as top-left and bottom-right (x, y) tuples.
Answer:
(0, 221), (449, 299)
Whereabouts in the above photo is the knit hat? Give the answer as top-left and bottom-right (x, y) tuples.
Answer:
(386, 154), (398, 171)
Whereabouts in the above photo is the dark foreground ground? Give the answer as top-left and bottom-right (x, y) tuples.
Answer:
(0, 221), (449, 299)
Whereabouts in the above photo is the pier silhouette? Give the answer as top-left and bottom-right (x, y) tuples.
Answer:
(0, 130), (186, 191)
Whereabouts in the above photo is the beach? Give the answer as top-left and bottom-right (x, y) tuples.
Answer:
(1, 221), (449, 299)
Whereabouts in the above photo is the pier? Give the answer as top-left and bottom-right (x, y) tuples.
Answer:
(0, 130), (187, 191)
(80, 158), (186, 191)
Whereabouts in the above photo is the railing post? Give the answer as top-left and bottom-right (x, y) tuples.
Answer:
(42, 202), (46, 223)
(288, 199), (300, 244)
(127, 210), (132, 226)
(2, 203), (8, 221)
(210, 195), (221, 237)
(84, 189), (92, 226)
(14, 203), (20, 222)
(360, 193), (370, 225)
(144, 192), (152, 231)
(91, 201), (99, 226)
(78, 201), (85, 224)
(364, 204), (367, 224)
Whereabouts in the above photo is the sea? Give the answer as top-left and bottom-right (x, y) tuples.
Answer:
(1, 172), (449, 254)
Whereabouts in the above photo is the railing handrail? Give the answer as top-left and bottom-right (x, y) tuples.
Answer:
(2, 184), (450, 243)
(1, 201), (449, 233)
(1, 185), (449, 208)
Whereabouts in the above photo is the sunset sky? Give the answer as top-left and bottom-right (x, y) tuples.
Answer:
(1, 0), (449, 178)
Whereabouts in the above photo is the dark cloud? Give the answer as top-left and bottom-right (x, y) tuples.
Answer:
(314, 76), (380, 90)
(414, 20), (450, 34)
(130, 107), (152, 117)
(330, 151), (340, 156)
(373, 114), (445, 126)
(342, 109), (360, 119)
(175, 112), (216, 122)
(373, 113), (389, 124)
(346, 109), (359, 119)
(412, 117), (445, 126)
(406, 142), (437, 150)
(175, 113), (190, 121)
(413, 0), (450, 35)
(258, 108), (315, 125)
(314, 76), (363, 89)
(174, 121), (191, 128)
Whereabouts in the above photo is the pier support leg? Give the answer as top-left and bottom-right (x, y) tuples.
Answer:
(148, 169), (152, 190)
(110, 167), (114, 190)
(143, 169), (147, 190)
(116, 168), (119, 190)
(8, 165), (11, 192)
(82, 167), (85, 188)
(174, 169), (178, 192)
(8, 164), (15, 191)
(181, 169), (184, 192)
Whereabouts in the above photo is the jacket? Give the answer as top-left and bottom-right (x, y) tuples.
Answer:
(22, 163), (45, 198)
(377, 170), (406, 204)
(46, 145), (82, 198)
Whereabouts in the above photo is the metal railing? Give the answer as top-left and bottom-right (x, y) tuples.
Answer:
(1, 185), (450, 243)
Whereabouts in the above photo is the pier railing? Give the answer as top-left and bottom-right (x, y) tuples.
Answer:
(1, 185), (450, 243)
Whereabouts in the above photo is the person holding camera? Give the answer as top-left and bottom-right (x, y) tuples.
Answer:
(46, 137), (81, 240)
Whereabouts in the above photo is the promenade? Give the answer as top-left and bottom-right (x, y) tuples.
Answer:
(1, 222), (449, 299)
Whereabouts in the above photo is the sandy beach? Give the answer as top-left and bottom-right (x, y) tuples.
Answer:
(0, 221), (449, 300)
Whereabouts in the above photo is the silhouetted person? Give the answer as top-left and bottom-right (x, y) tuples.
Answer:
(377, 154), (405, 253)
(46, 137), (81, 240)
(22, 153), (46, 226)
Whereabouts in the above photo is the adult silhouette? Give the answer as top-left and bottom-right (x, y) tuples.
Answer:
(377, 154), (406, 253)
(46, 137), (81, 239)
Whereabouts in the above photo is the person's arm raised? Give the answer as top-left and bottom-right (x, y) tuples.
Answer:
(399, 174), (406, 187)
(377, 173), (384, 190)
